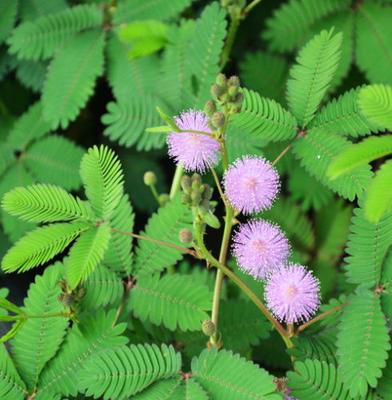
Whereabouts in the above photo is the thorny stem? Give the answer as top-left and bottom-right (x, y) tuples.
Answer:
(169, 165), (184, 199)
(298, 303), (346, 333)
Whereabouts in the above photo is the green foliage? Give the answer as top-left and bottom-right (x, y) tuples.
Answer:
(0, 1), (18, 45)
(337, 289), (391, 398)
(377, 356), (392, 399)
(286, 29), (342, 127)
(230, 88), (297, 142)
(42, 29), (105, 129)
(133, 195), (193, 276)
(0, 344), (26, 400)
(79, 344), (181, 398)
(15, 59), (47, 93)
(8, 4), (103, 60)
(130, 273), (212, 331)
(287, 359), (350, 399)
(12, 263), (69, 390)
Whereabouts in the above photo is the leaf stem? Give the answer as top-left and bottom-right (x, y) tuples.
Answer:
(243, 0), (263, 16)
(297, 303), (346, 333)
(112, 277), (134, 326)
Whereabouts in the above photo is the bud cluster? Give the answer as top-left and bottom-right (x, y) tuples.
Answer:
(180, 174), (213, 212)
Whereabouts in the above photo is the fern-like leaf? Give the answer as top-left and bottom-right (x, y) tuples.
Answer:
(1, 222), (89, 273)
(191, 349), (280, 400)
(130, 273), (212, 331)
(327, 135), (392, 179)
(187, 2), (227, 108)
(2, 184), (91, 223)
(377, 356), (392, 399)
(292, 129), (372, 200)
(0, 0), (18, 45)
(19, 0), (68, 22)
(80, 145), (124, 220)
(8, 5), (103, 60)
(287, 359), (350, 399)
(24, 135), (84, 190)
(15, 59), (47, 93)
(80, 344), (181, 399)
(11, 263), (69, 390)
(0, 345), (26, 400)
(337, 289), (391, 398)
(365, 160), (392, 223)
(358, 84), (392, 130)
(344, 204), (392, 287)
(263, 0), (350, 52)
(287, 29), (342, 127)
(356, 3), (392, 84)
(42, 29), (105, 129)
(133, 195), (193, 276)
(35, 310), (127, 399)
(230, 89), (297, 142)
(66, 224), (111, 289)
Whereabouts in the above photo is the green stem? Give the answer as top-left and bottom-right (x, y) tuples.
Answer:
(243, 0), (263, 16)
(297, 303), (346, 333)
(149, 184), (161, 205)
(169, 165), (184, 199)
(112, 277), (133, 326)
(221, 16), (240, 69)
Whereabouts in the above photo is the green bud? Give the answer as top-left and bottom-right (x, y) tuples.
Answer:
(200, 198), (210, 210)
(228, 75), (240, 87)
(191, 174), (202, 188)
(202, 320), (216, 336)
(181, 193), (191, 204)
(211, 84), (224, 98)
(228, 85), (239, 99)
(159, 193), (170, 206)
(180, 175), (192, 193)
(204, 100), (216, 116)
(179, 228), (193, 244)
(202, 185), (213, 201)
(234, 91), (244, 105)
(216, 73), (227, 87)
(143, 171), (157, 186)
(191, 191), (202, 205)
(211, 112), (225, 128)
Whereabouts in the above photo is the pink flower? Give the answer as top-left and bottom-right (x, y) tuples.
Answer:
(167, 110), (220, 173)
(223, 156), (279, 214)
(232, 220), (290, 280)
(265, 264), (320, 323)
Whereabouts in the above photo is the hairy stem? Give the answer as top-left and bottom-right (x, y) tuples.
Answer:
(298, 303), (346, 333)
(169, 165), (184, 199)
(221, 16), (240, 69)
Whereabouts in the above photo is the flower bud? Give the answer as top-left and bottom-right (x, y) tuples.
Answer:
(143, 171), (157, 186)
(228, 75), (240, 87)
(216, 73), (227, 87)
(211, 84), (224, 98)
(211, 112), (225, 128)
(204, 100), (216, 116)
(159, 193), (170, 205)
(191, 173), (202, 188)
(191, 191), (202, 205)
(202, 320), (216, 336)
(180, 175), (192, 193)
(228, 85), (239, 99)
(202, 185), (213, 201)
(179, 228), (193, 244)
(181, 192), (191, 204)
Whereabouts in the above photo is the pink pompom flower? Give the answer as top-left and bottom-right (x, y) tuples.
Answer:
(265, 264), (320, 324)
(167, 110), (220, 173)
(232, 219), (290, 280)
(223, 156), (280, 214)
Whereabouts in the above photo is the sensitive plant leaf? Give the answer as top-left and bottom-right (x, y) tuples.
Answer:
(337, 289), (390, 398)
(66, 224), (111, 289)
(327, 135), (392, 179)
(286, 29), (342, 127)
(230, 89), (297, 143)
(80, 145), (124, 220)
(15, 59), (47, 93)
(377, 356), (392, 399)
(0, 0), (18, 44)
(130, 273), (212, 331)
(2, 184), (91, 223)
(7, 4), (103, 60)
(42, 29), (105, 129)
(11, 263), (69, 390)
(1, 222), (90, 273)
(0, 143), (13, 177)
(0, 345), (26, 400)
(79, 344), (182, 398)
(19, 0), (68, 22)
(133, 195), (193, 276)
(365, 160), (392, 223)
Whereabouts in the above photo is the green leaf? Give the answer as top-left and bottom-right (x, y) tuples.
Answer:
(344, 204), (392, 287)
(230, 89), (297, 142)
(35, 310), (127, 399)
(66, 224), (111, 289)
(7, 4), (103, 60)
(377, 356), (392, 399)
(191, 349), (281, 400)
(133, 195), (193, 276)
(42, 29), (105, 129)
(287, 359), (349, 399)
(79, 344), (181, 398)
(80, 145), (124, 220)
(0, 345), (26, 400)
(19, 0), (68, 21)
(24, 135), (84, 190)
(15, 59), (47, 93)
(337, 289), (391, 398)
(1, 222), (89, 273)
(12, 263), (69, 390)
(365, 160), (392, 223)
(356, 3), (392, 84)
(0, 0), (18, 44)
(130, 273), (212, 331)
(286, 29), (342, 127)
(187, 2), (227, 108)
(358, 84), (392, 130)
(327, 135), (392, 179)
(2, 184), (91, 223)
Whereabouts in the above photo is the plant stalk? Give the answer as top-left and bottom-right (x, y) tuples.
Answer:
(169, 165), (184, 199)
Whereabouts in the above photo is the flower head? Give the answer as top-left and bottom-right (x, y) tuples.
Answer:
(223, 156), (280, 214)
(167, 110), (220, 173)
(232, 220), (290, 280)
(265, 264), (320, 324)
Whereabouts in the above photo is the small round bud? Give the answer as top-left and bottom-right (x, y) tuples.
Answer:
(204, 100), (216, 116)
(143, 171), (157, 186)
(211, 112), (225, 128)
(159, 193), (170, 205)
(228, 85), (239, 98)
(202, 320), (216, 336)
(211, 84), (224, 98)
(179, 228), (193, 244)
(191, 173), (202, 187)
(180, 175), (192, 193)
(216, 73), (227, 87)
(234, 91), (244, 105)
(228, 75), (240, 87)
